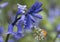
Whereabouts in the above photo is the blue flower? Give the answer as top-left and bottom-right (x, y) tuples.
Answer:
(28, 1), (42, 13)
(17, 4), (26, 15)
(16, 14), (26, 32)
(12, 21), (24, 40)
(6, 24), (14, 34)
(0, 26), (4, 35)
(48, 6), (60, 23)
(48, 6), (60, 18)
(56, 24), (60, 32)
(0, 36), (4, 42)
(26, 2), (42, 22)
(24, 2), (42, 30)
(57, 34), (60, 38)
(0, 2), (8, 8)
(19, 14), (26, 24)
(24, 14), (33, 30)
(31, 13), (42, 19)
(16, 22), (23, 33)
(11, 2), (43, 40)
(13, 32), (24, 40)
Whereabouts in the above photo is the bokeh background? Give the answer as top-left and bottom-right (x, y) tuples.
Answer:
(0, 0), (60, 42)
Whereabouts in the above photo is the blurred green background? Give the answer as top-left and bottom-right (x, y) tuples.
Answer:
(0, 0), (60, 42)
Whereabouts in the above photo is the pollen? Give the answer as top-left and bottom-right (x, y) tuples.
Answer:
(33, 28), (47, 40)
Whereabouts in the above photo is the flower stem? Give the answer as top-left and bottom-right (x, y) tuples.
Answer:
(5, 17), (21, 42)
(5, 34), (10, 42)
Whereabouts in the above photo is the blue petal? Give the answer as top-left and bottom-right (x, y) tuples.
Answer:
(17, 8), (22, 15)
(6, 24), (14, 34)
(0, 36), (4, 42)
(13, 32), (24, 40)
(32, 13), (42, 19)
(34, 8), (43, 13)
(33, 2), (42, 9)
(28, 14), (36, 22)
(0, 26), (4, 35)
(17, 22), (22, 33)
(25, 14), (33, 30)
(28, 2), (42, 13)
(20, 15), (25, 22)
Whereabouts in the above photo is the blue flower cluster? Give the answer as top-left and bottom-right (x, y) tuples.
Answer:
(0, 26), (4, 42)
(0, 1), (42, 42)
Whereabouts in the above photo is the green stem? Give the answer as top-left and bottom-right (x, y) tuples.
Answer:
(5, 34), (10, 42)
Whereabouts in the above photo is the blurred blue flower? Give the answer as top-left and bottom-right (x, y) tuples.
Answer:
(57, 34), (60, 38)
(7, 24), (14, 34)
(48, 6), (60, 24)
(54, 7), (60, 17)
(56, 24), (60, 32)
(48, 7), (60, 18)
(8, 39), (15, 42)
(48, 17), (55, 23)
(0, 26), (4, 35)
(0, 2), (8, 8)
(17, 4), (26, 15)
(0, 36), (4, 42)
